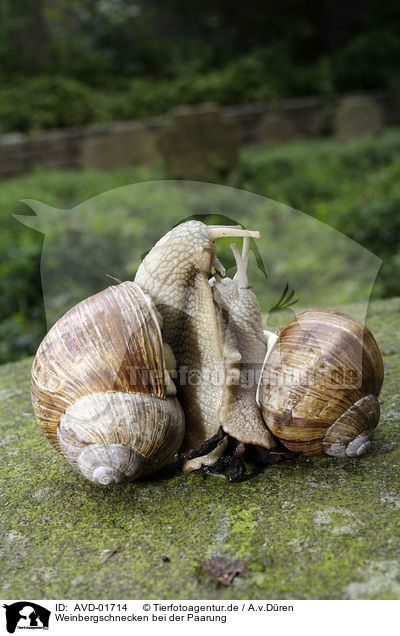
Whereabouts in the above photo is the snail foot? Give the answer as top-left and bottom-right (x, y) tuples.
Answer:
(245, 442), (299, 466)
(183, 426), (225, 460)
(199, 438), (248, 482)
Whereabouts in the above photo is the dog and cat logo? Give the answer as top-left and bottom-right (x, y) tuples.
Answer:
(2, 602), (50, 633)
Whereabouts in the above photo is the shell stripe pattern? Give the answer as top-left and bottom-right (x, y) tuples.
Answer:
(258, 310), (384, 455)
(31, 282), (167, 451)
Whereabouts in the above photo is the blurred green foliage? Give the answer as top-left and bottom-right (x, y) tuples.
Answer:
(0, 58), (278, 133)
(0, 2), (400, 132)
(1, 129), (399, 364)
(0, 77), (104, 133)
(232, 131), (400, 300)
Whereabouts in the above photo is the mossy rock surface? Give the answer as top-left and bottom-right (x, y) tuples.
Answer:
(1, 297), (400, 600)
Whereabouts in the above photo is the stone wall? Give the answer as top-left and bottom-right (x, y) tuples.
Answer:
(0, 91), (398, 178)
(159, 104), (240, 180)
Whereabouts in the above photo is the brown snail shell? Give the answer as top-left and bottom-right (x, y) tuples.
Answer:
(31, 281), (185, 485)
(256, 309), (384, 457)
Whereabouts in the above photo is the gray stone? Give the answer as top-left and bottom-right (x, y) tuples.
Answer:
(335, 96), (384, 141)
(0, 92), (396, 177)
(258, 111), (297, 142)
(80, 122), (159, 169)
(160, 104), (240, 180)
(1, 296), (400, 599)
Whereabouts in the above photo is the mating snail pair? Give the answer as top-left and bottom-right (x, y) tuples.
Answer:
(31, 221), (384, 486)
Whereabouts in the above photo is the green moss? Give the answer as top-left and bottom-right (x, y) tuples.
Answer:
(1, 298), (400, 599)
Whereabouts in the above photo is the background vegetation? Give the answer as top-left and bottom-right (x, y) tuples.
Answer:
(2, 130), (399, 364)
(1, 1), (400, 132)
(1, 2), (399, 364)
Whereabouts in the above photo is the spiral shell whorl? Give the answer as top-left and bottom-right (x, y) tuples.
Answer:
(258, 309), (383, 456)
(58, 391), (184, 485)
(31, 281), (185, 484)
(322, 393), (380, 457)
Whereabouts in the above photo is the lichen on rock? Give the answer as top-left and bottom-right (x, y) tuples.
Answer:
(0, 297), (399, 599)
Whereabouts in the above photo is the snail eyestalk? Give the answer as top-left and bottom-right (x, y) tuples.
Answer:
(230, 242), (248, 288)
(241, 236), (250, 270)
(208, 226), (260, 241)
(211, 253), (226, 277)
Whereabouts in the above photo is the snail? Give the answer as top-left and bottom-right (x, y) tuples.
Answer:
(32, 218), (381, 486)
(256, 309), (384, 457)
(198, 238), (276, 476)
(32, 220), (274, 484)
(31, 281), (185, 485)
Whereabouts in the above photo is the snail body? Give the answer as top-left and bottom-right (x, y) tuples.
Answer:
(31, 281), (184, 485)
(135, 222), (274, 471)
(209, 240), (275, 453)
(256, 309), (384, 457)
